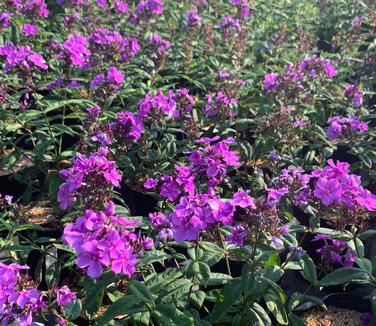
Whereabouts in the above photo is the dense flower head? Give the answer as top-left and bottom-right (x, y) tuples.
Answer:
(56, 285), (76, 307)
(269, 166), (311, 205)
(106, 66), (124, 86)
(7, 0), (49, 18)
(149, 34), (170, 55)
(112, 111), (144, 143)
(313, 234), (356, 268)
(0, 42), (48, 72)
(352, 16), (364, 28)
(343, 84), (364, 107)
(57, 147), (122, 210)
(62, 34), (91, 67)
(263, 64), (304, 94)
(22, 23), (38, 36)
(188, 137), (240, 187)
(311, 160), (376, 211)
(219, 15), (241, 36)
(132, 0), (163, 22)
(263, 72), (280, 93)
(186, 8), (201, 27)
(203, 91), (237, 117)
(169, 193), (235, 241)
(149, 212), (173, 241)
(138, 90), (180, 119)
(231, 0), (250, 17)
(0, 193), (13, 207)
(326, 116), (368, 140)
(297, 55), (337, 79)
(63, 201), (148, 278)
(0, 262), (45, 326)
(0, 12), (12, 28)
(158, 164), (195, 201)
(88, 27), (140, 62)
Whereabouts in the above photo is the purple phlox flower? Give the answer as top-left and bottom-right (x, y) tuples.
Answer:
(107, 66), (124, 86)
(344, 84), (364, 107)
(144, 178), (158, 189)
(267, 187), (289, 202)
(226, 225), (248, 247)
(149, 34), (170, 55)
(186, 8), (201, 27)
(57, 285), (76, 307)
(231, 189), (256, 208)
(63, 34), (91, 67)
(0, 13), (12, 28)
(313, 177), (342, 206)
(263, 72), (280, 93)
(22, 23), (38, 36)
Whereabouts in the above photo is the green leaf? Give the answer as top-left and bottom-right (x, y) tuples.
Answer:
(63, 299), (82, 320)
(319, 268), (369, 286)
(287, 292), (325, 312)
(145, 268), (183, 293)
(265, 290), (289, 325)
(152, 304), (194, 326)
(252, 302), (272, 326)
(289, 314), (306, 326)
(131, 311), (150, 326)
(83, 271), (116, 315)
(187, 261), (211, 285)
(95, 295), (144, 326)
(298, 255), (317, 285)
(199, 241), (225, 266)
(190, 290), (205, 308)
(210, 278), (242, 322)
(356, 258), (373, 274)
(129, 280), (155, 305)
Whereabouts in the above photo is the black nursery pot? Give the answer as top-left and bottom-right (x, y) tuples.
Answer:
(330, 144), (359, 165)
(120, 183), (158, 216)
(324, 293), (371, 313)
(211, 259), (244, 278)
(0, 173), (25, 200)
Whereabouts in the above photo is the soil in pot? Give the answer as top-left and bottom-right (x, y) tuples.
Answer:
(303, 306), (366, 326)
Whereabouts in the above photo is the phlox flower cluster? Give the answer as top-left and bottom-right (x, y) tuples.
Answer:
(313, 234), (356, 268)
(297, 55), (337, 79)
(131, 0), (163, 22)
(149, 212), (173, 241)
(203, 91), (238, 118)
(0, 43), (48, 72)
(169, 192), (235, 241)
(226, 195), (290, 250)
(63, 201), (152, 278)
(188, 137), (240, 187)
(0, 13), (12, 28)
(219, 16), (241, 36)
(145, 137), (240, 202)
(62, 34), (91, 67)
(57, 147), (122, 210)
(186, 8), (201, 28)
(112, 111), (144, 144)
(90, 66), (125, 91)
(263, 56), (336, 94)
(6, 0), (49, 18)
(311, 160), (376, 211)
(231, 0), (250, 18)
(88, 27), (140, 63)
(0, 262), (44, 326)
(343, 84), (364, 107)
(149, 34), (170, 56)
(326, 116), (368, 140)
(138, 89), (195, 120)
(0, 193), (13, 207)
